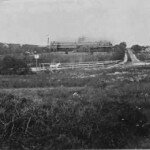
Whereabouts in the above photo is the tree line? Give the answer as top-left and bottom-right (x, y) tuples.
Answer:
(0, 56), (31, 75)
(0, 43), (48, 55)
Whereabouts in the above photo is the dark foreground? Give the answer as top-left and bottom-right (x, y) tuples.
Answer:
(1, 66), (150, 149)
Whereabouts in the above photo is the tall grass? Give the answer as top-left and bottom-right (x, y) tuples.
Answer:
(0, 91), (148, 149)
(1, 65), (150, 148)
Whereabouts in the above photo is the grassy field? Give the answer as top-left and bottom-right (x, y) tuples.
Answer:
(0, 65), (150, 88)
(1, 66), (150, 149)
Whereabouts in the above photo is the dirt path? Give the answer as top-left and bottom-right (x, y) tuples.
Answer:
(108, 49), (150, 69)
(127, 48), (140, 63)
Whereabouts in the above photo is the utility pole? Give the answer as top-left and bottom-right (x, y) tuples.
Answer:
(47, 35), (51, 52)
(47, 36), (50, 48)
(34, 54), (39, 71)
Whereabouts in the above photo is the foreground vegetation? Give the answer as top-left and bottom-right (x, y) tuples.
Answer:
(0, 86), (150, 149)
(1, 65), (150, 149)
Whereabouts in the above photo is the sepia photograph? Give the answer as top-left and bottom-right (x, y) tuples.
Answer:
(1, 0), (150, 149)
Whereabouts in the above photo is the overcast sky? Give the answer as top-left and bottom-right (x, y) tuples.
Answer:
(0, 0), (150, 46)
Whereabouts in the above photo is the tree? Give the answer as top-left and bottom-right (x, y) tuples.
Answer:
(119, 42), (127, 49)
(131, 45), (142, 53)
(112, 42), (126, 60)
(0, 56), (30, 75)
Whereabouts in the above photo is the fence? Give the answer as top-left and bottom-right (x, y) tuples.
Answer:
(31, 60), (120, 72)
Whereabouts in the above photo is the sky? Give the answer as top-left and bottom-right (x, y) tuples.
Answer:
(0, 0), (150, 46)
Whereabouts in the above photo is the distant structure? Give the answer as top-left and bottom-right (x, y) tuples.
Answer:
(47, 35), (50, 50)
(78, 36), (86, 43)
(49, 37), (112, 53)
